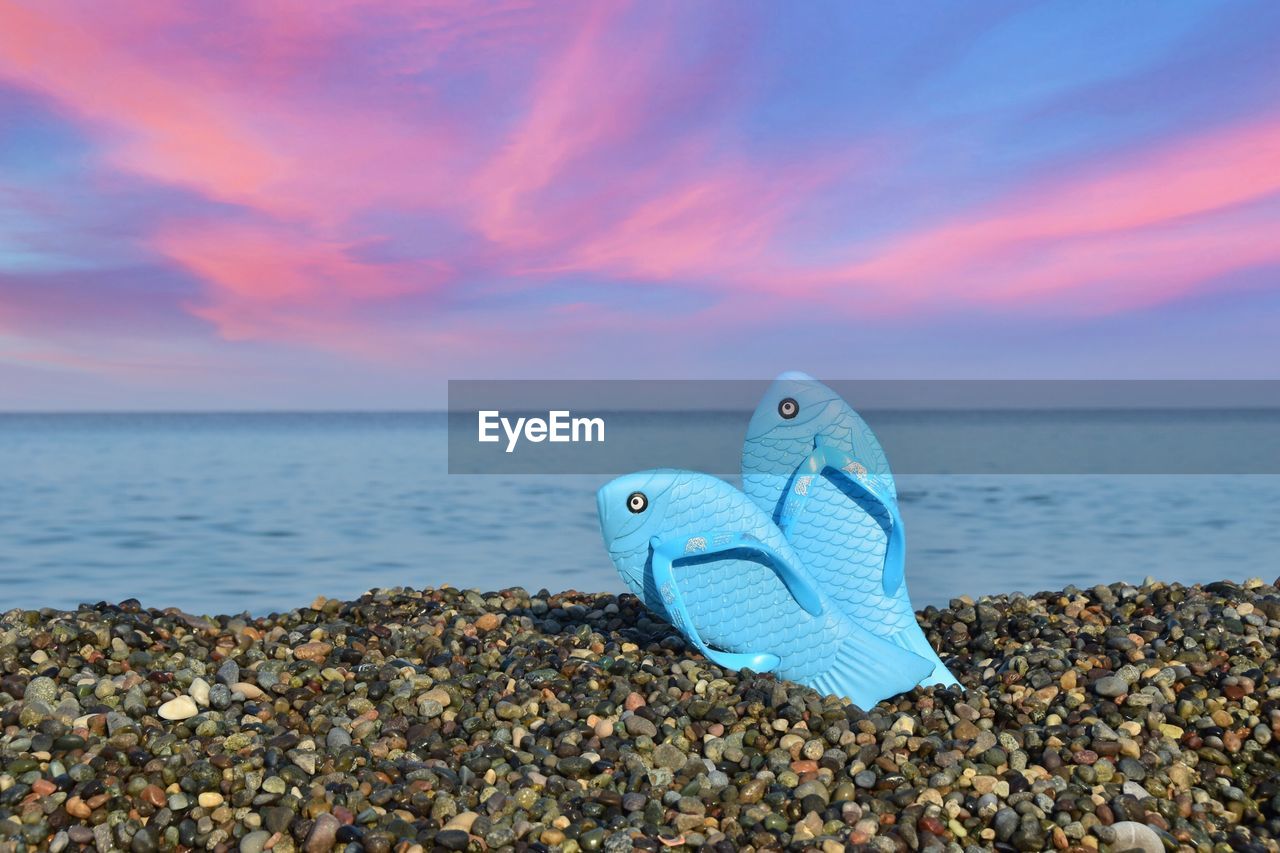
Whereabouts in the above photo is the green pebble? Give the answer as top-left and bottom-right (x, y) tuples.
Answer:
(762, 813), (787, 832)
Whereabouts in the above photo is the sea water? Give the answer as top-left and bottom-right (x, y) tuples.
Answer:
(1, 412), (1277, 614)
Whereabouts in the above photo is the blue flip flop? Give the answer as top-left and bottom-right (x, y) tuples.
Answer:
(597, 469), (934, 707)
(742, 373), (958, 687)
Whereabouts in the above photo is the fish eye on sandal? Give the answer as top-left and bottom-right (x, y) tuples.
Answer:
(626, 492), (648, 513)
(778, 398), (798, 419)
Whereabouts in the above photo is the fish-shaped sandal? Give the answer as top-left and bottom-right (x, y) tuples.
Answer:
(742, 372), (958, 687)
(596, 469), (933, 707)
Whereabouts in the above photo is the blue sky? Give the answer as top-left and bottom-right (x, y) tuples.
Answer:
(1, 2), (1278, 409)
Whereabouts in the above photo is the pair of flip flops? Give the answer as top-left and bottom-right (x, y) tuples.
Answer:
(596, 372), (956, 708)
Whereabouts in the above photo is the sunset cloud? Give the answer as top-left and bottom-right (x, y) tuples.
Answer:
(0, 1), (1277, 404)
(811, 115), (1280, 309)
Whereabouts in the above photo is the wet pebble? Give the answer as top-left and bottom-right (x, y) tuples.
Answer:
(1093, 675), (1127, 697)
(0, 577), (1277, 851)
(158, 695), (199, 720)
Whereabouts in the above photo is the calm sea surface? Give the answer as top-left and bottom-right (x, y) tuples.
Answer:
(2, 412), (1278, 615)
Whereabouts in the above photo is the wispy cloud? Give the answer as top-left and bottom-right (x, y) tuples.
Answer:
(789, 114), (1280, 312)
(0, 1), (1277, 404)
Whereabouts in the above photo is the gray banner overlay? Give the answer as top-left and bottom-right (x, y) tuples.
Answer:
(448, 380), (1280, 475)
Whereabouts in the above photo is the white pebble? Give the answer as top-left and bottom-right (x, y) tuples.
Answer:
(189, 677), (211, 707)
(232, 682), (265, 699)
(158, 695), (199, 721)
(1110, 821), (1163, 853)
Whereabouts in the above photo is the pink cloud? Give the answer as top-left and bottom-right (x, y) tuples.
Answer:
(468, 3), (720, 250)
(796, 114), (1280, 312)
(552, 164), (810, 281)
(2, 0), (1277, 381)
(469, 5), (623, 246)
(0, 5), (287, 205)
(0, 2), (510, 348)
(0, 2), (836, 352)
(154, 221), (449, 349)
(982, 212), (1280, 311)
(0, 3), (470, 221)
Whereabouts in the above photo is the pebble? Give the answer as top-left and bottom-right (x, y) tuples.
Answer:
(623, 715), (657, 738)
(189, 676), (211, 707)
(216, 659), (240, 685)
(294, 640), (332, 662)
(326, 726), (352, 751)
(65, 797), (92, 819)
(232, 681), (264, 699)
(208, 683), (232, 709)
(158, 695), (199, 720)
(1110, 821), (1164, 853)
(1093, 675), (1127, 697)
(435, 829), (469, 850)
(0, 578), (1276, 851)
(239, 830), (271, 853)
(305, 813), (340, 852)
(24, 676), (57, 705)
(653, 743), (686, 770)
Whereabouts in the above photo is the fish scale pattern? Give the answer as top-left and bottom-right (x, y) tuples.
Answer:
(742, 406), (896, 509)
(743, 378), (957, 686)
(607, 473), (769, 614)
(605, 472), (931, 703)
(742, 458), (913, 634)
(793, 474), (918, 633)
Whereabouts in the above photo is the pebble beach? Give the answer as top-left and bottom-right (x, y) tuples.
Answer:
(1, 577), (1278, 853)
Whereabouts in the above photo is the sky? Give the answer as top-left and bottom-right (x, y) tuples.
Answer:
(1, 1), (1279, 409)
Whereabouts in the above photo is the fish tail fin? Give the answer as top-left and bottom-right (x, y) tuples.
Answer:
(887, 624), (959, 688)
(811, 622), (935, 708)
